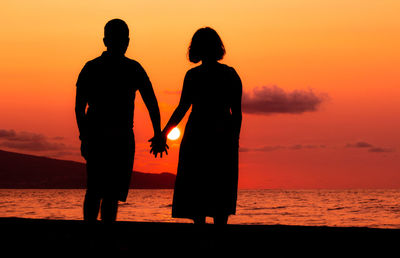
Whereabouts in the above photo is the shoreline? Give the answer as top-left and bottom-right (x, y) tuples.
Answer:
(1, 217), (399, 255)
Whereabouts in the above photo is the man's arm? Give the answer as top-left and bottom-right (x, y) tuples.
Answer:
(75, 86), (89, 160)
(75, 64), (89, 160)
(75, 86), (88, 141)
(139, 81), (161, 138)
(139, 80), (168, 157)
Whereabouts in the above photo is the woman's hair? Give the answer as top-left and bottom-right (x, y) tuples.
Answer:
(188, 27), (226, 63)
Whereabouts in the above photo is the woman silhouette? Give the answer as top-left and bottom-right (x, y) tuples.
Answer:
(153, 27), (242, 225)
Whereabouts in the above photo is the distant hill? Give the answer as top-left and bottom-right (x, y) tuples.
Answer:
(0, 149), (175, 189)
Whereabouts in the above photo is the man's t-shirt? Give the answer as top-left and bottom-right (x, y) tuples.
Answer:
(76, 51), (152, 134)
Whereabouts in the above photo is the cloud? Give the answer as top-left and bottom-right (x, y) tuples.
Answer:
(241, 141), (394, 154)
(368, 147), (394, 153)
(289, 144), (326, 150)
(0, 129), (65, 151)
(345, 142), (373, 148)
(242, 86), (327, 115)
(240, 144), (326, 152)
(0, 129), (16, 138)
(240, 145), (283, 152)
(346, 141), (395, 153)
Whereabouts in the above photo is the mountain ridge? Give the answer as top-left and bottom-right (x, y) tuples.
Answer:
(0, 149), (175, 189)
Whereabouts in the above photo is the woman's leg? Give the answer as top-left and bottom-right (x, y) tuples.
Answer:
(101, 197), (119, 223)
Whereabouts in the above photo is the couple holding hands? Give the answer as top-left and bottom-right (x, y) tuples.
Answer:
(75, 19), (242, 225)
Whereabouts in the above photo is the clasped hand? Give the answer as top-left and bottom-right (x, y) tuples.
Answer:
(149, 133), (169, 158)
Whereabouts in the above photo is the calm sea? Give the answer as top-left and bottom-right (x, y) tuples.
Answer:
(1, 189), (399, 229)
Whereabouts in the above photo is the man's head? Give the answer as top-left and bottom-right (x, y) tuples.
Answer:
(103, 19), (130, 56)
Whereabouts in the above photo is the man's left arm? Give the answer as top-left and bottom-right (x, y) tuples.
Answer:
(137, 67), (167, 157)
(138, 73), (161, 138)
(75, 64), (89, 159)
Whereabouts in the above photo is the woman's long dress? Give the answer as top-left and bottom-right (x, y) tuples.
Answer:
(172, 63), (242, 219)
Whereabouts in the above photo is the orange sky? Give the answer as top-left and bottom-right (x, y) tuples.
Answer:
(1, 0), (399, 188)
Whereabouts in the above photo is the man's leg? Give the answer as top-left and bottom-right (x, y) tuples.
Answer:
(192, 216), (206, 224)
(83, 189), (101, 222)
(213, 214), (229, 225)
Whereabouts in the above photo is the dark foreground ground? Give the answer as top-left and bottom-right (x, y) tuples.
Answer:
(1, 217), (399, 256)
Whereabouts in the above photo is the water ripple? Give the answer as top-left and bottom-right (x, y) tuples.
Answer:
(0, 189), (399, 228)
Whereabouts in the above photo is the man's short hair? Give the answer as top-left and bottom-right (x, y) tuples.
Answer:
(104, 19), (129, 38)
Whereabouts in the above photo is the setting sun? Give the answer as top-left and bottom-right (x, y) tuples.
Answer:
(167, 127), (181, 140)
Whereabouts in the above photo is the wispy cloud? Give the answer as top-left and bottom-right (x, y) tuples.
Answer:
(242, 86), (328, 115)
(240, 144), (326, 152)
(0, 129), (65, 151)
(240, 145), (283, 152)
(346, 141), (395, 153)
(241, 141), (394, 154)
(368, 147), (394, 153)
(345, 142), (373, 148)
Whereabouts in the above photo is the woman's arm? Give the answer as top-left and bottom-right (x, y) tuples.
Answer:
(149, 71), (193, 157)
(161, 71), (193, 137)
(162, 102), (190, 137)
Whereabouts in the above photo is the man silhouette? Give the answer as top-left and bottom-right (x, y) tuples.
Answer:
(75, 19), (166, 223)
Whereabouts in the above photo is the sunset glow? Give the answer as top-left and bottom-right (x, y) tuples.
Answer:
(0, 0), (399, 189)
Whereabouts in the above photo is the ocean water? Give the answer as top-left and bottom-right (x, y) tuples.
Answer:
(1, 189), (400, 229)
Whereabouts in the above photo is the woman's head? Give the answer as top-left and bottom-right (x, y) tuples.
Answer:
(188, 27), (225, 63)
